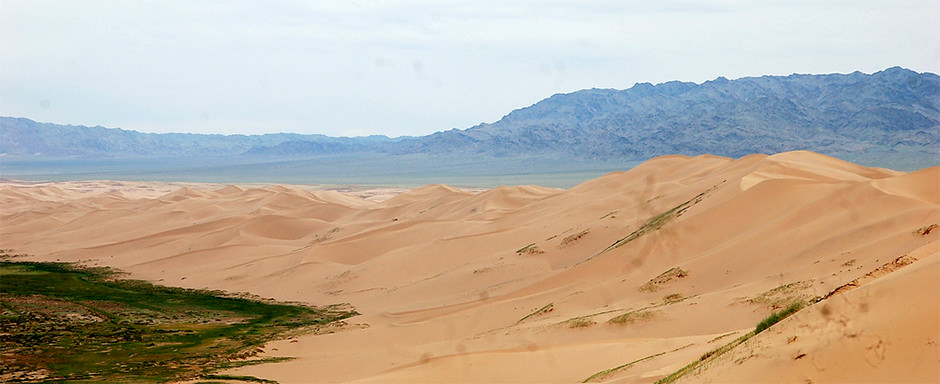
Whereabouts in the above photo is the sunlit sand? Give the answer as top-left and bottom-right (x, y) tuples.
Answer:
(2, 151), (937, 383)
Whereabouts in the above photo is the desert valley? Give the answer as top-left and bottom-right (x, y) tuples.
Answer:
(2, 150), (937, 383)
(4, 2), (940, 382)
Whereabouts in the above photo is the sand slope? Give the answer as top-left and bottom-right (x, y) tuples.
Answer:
(1, 151), (937, 383)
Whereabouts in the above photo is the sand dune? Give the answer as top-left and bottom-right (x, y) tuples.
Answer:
(1, 151), (937, 383)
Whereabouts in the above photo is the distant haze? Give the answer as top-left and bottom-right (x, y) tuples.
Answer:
(2, 1), (939, 137)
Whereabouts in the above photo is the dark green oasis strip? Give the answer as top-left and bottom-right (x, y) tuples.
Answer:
(0, 260), (356, 383)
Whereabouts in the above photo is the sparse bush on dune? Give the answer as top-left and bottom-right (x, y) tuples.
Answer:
(915, 223), (938, 236)
(567, 318), (596, 328)
(608, 309), (657, 325)
(662, 293), (684, 304)
(516, 243), (544, 255)
(559, 229), (590, 247)
(638, 267), (688, 292)
(743, 280), (814, 309)
(517, 303), (554, 324)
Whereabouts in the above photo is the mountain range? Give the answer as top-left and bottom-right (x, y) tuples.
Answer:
(2, 66), (938, 172)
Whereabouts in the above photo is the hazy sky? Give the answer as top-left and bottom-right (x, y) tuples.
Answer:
(2, 1), (938, 137)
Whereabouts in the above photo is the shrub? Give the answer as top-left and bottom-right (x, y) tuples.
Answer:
(568, 318), (596, 328)
(609, 309), (656, 325)
(559, 229), (590, 247)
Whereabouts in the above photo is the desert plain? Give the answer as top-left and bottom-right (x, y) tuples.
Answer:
(1, 150), (938, 383)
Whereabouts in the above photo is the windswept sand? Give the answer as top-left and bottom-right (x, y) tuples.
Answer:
(1, 151), (937, 383)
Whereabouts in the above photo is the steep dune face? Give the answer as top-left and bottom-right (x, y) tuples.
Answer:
(1, 151), (936, 383)
(680, 244), (939, 384)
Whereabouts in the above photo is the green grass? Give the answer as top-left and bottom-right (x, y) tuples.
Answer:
(0, 260), (357, 383)
(582, 351), (666, 382)
(654, 301), (808, 384)
(755, 302), (803, 334)
(654, 334), (750, 384)
(584, 343), (694, 382)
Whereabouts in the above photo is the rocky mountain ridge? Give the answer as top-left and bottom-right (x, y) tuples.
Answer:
(2, 67), (938, 168)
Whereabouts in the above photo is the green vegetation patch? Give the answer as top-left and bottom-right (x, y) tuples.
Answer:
(566, 317), (596, 328)
(655, 302), (807, 384)
(743, 280), (814, 309)
(608, 308), (657, 325)
(555, 308), (621, 329)
(584, 343), (693, 383)
(654, 334), (749, 384)
(0, 260), (357, 383)
(755, 302), (803, 334)
(582, 351), (666, 382)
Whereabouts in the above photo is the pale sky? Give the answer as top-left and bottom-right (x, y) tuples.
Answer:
(2, 1), (938, 137)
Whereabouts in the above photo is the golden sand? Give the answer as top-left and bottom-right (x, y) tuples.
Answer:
(2, 151), (937, 383)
